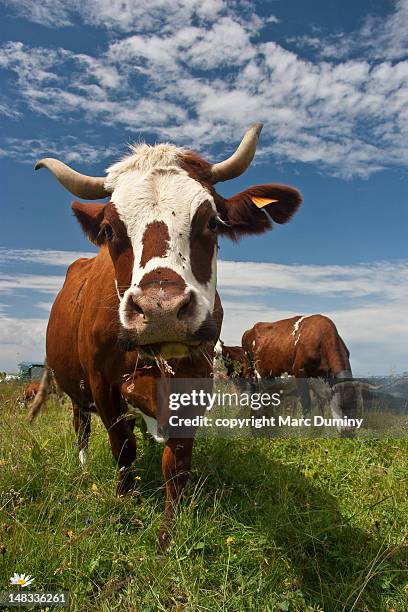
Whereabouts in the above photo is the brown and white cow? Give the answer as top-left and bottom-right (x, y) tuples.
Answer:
(28, 362), (64, 419)
(34, 124), (302, 547)
(216, 341), (251, 378)
(242, 315), (360, 421)
(21, 380), (41, 407)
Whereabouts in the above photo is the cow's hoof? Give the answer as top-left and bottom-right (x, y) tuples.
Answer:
(116, 467), (135, 496)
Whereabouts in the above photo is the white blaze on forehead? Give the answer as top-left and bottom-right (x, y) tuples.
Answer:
(105, 143), (218, 320)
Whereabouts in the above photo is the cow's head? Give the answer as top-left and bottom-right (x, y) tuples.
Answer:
(35, 124), (302, 359)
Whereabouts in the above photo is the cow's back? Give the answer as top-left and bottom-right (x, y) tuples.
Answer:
(47, 256), (95, 404)
(243, 318), (300, 376)
(246, 315), (351, 378)
(291, 314), (351, 377)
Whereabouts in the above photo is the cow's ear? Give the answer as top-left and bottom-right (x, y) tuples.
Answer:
(72, 201), (106, 245)
(217, 184), (302, 239)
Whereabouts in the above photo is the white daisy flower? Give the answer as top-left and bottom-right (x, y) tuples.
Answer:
(10, 573), (34, 587)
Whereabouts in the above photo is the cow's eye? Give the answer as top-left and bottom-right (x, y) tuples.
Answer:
(207, 217), (219, 232)
(103, 224), (114, 241)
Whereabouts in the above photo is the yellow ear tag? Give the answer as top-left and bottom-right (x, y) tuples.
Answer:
(251, 197), (279, 208)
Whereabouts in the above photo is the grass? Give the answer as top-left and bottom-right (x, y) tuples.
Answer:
(0, 382), (407, 611)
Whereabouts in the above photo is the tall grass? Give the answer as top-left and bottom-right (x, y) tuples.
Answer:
(0, 382), (407, 611)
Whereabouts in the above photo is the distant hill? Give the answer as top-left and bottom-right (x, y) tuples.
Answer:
(360, 374), (408, 413)
(363, 373), (408, 398)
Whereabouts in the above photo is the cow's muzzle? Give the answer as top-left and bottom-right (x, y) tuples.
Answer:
(119, 282), (217, 352)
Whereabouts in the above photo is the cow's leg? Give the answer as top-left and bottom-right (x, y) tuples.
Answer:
(92, 380), (137, 495)
(158, 438), (194, 550)
(72, 401), (91, 467)
(296, 378), (311, 417)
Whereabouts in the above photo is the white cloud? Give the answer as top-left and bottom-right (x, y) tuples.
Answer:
(0, 315), (47, 372)
(0, 248), (95, 266)
(107, 16), (255, 71)
(0, 250), (406, 374)
(1, 3), (408, 180)
(363, 0), (408, 61)
(0, 37), (408, 178)
(0, 100), (21, 118)
(218, 260), (408, 300)
(292, 0), (408, 63)
(35, 302), (53, 312)
(0, 0), (230, 33)
(0, 138), (118, 165)
(1, 0), (72, 28)
(0, 274), (65, 295)
(77, 0), (228, 33)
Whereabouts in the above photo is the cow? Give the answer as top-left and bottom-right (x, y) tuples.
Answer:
(21, 381), (41, 407)
(216, 341), (251, 378)
(34, 123), (302, 547)
(28, 362), (64, 419)
(242, 314), (361, 424)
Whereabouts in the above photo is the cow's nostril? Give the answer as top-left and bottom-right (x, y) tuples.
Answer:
(130, 296), (144, 316)
(177, 291), (194, 320)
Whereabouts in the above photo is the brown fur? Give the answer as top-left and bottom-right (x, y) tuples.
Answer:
(139, 267), (186, 290)
(73, 201), (134, 295)
(189, 201), (217, 284)
(242, 315), (352, 379)
(22, 381), (41, 404)
(140, 221), (170, 267)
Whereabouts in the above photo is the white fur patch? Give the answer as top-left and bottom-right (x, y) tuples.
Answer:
(292, 316), (306, 348)
(292, 316), (306, 336)
(79, 449), (88, 467)
(132, 406), (166, 443)
(214, 340), (223, 356)
(114, 280), (123, 302)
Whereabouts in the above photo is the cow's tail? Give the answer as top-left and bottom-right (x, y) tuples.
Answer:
(28, 360), (52, 423)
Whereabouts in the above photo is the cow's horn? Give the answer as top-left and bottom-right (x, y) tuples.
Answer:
(34, 158), (109, 199)
(210, 123), (263, 183)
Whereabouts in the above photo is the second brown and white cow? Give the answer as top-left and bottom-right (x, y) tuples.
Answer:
(35, 124), (302, 547)
(242, 315), (360, 420)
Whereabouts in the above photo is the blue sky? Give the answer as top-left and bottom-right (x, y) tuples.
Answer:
(0, 0), (407, 374)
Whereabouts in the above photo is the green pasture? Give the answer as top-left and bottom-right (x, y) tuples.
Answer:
(0, 382), (407, 611)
